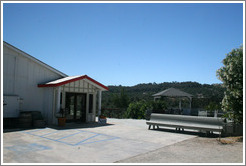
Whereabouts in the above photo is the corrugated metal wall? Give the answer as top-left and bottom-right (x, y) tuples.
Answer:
(3, 45), (63, 124)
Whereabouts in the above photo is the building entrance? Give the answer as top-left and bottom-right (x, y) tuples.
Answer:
(65, 93), (86, 122)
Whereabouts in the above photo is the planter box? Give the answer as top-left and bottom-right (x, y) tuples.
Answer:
(58, 117), (66, 126)
(99, 117), (107, 124)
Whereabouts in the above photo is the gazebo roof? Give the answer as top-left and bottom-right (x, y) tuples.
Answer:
(153, 88), (193, 98)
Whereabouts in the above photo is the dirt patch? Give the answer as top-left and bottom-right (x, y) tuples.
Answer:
(217, 136), (243, 144)
(116, 136), (244, 163)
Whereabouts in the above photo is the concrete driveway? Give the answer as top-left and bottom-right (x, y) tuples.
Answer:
(3, 118), (197, 163)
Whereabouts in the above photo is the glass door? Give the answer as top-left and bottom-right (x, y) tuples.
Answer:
(76, 94), (86, 122)
(65, 93), (87, 122)
(65, 93), (75, 121)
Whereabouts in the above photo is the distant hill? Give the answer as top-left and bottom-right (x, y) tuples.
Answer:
(102, 81), (225, 109)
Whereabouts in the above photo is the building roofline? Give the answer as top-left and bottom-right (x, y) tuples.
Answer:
(3, 41), (68, 77)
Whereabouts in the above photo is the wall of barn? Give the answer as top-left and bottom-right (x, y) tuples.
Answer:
(3, 44), (64, 123)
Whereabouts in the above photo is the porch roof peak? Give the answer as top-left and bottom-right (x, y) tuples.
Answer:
(38, 75), (108, 91)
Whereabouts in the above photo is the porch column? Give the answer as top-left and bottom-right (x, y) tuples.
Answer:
(98, 90), (102, 119)
(56, 86), (61, 114)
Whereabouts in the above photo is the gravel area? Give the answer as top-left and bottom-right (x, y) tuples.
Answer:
(116, 136), (244, 163)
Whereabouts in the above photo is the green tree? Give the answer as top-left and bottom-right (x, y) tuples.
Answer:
(113, 88), (129, 108)
(151, 100), (167, 111)
(205, 102), (220, 112)
(205, 101), (221, 117)
(217, 45), (243, 123)
(125, 101), (152, 119)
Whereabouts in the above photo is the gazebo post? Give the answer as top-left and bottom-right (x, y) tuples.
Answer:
(189, 97), (192, 110)
(179, 98), (182, 111)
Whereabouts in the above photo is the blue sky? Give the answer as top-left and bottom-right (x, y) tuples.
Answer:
(3, 3), (243, 86)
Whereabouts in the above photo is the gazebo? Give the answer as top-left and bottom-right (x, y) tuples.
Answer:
(153, 88), (193, 111)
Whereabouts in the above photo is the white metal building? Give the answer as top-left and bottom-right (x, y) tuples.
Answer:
(3, 41), (108, 125)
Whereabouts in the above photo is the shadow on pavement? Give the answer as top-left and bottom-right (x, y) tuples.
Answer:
(152, 127), (222, 138)
(48, 122), (114, 130)
(3, 122), (114, 133)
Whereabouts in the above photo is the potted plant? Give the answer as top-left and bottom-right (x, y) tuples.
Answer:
(99, 115), (107, 119)
(57, 108), (66, 126)
(99, 114), (107, 124)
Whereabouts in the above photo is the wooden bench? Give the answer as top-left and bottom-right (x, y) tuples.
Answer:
(146, 113), (226, 136)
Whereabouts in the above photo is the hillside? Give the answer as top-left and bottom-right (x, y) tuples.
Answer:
(102, 81), (225, 109)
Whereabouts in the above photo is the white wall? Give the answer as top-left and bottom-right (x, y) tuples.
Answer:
(3, 45), (63, 123)
(3, 96), (20, 118)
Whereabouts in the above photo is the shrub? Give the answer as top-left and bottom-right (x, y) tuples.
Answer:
(125, 100), (167, 119)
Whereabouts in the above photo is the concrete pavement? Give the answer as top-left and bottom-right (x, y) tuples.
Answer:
(3, 118), (197, 163)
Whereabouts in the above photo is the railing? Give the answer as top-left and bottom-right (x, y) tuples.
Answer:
(152, 108), (224, 117)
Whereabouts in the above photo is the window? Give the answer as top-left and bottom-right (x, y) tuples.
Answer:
(60, 93), (62, 104)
